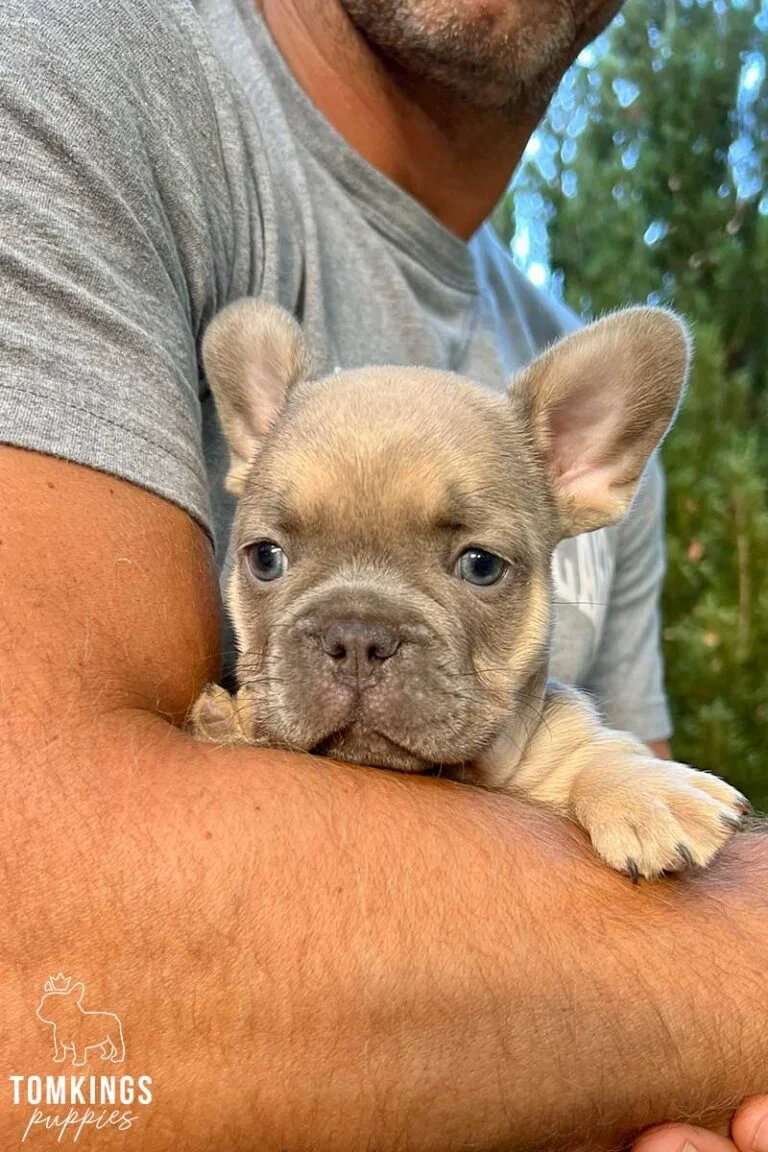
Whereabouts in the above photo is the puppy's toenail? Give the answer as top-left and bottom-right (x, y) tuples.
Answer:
(676, 842), (695, 868)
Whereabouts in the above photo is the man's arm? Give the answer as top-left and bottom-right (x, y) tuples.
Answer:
(2, 444), (767, 1152)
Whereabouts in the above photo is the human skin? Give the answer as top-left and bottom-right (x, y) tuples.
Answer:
(2, 2), (766, 1147)
(1, 446), (768, 1151)
(257, 0), (624, 238)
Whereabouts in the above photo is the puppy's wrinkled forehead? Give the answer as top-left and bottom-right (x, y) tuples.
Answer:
(205, 298), (690, 550)
(239, 366), (547, 546)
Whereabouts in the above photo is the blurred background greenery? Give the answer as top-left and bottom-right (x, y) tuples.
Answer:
(492, 0), (768, 806)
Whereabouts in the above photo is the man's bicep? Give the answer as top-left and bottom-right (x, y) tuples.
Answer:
(0, 446), (222, 730)
(0, 9), (242, 725)
(0, 2), (246, 570)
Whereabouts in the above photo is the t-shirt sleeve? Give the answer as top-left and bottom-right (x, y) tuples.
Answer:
(0, 0), (247, 540)
(584, 454), (673, 743)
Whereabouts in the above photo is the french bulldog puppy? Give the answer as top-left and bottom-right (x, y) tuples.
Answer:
(189, 298), (747, 880)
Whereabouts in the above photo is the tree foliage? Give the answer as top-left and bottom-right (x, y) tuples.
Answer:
(496, 0), (768, 805)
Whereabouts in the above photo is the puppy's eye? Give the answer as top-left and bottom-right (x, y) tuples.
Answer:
(246, 540), (288, 582)
(455, 548), (506, 587)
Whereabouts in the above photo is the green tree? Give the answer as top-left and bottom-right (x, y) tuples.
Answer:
(497, 0), (768, 805)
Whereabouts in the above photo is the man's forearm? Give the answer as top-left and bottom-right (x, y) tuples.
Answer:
(2, 706), (766, 1152)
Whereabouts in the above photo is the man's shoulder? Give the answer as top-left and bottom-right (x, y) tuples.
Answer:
(2, 0), (194, 52)
(472, 222), (582, 354)
(1, 0), (212, 109)
(0, 0), (255, 231)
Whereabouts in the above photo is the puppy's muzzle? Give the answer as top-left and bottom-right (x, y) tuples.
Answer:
(264, 596), (491, 769)
(320, 619), (401, 687)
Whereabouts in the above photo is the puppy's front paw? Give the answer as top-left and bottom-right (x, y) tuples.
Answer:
(572, 752), (749, 880)
(187, 683), (255, 746)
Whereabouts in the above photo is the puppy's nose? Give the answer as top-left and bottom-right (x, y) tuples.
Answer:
(321, 619), (401, 682)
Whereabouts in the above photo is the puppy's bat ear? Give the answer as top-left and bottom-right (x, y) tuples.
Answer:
(511, 307), (690, 538)
(202, 298), (310, 497)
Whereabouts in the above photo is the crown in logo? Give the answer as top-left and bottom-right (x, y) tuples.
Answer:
(43, 973), (73, 994)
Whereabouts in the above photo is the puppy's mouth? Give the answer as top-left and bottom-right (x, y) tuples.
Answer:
(309, 724), (435, 774)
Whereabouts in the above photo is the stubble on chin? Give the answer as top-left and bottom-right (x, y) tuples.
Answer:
(336, 0), (603, 114)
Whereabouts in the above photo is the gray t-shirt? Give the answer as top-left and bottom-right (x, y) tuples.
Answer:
(0, 0), (672, 740)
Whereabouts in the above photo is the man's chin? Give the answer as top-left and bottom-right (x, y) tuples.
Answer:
(309, 726), (433, 773)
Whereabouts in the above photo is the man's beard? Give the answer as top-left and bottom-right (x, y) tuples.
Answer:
(338, 0), (584, 114)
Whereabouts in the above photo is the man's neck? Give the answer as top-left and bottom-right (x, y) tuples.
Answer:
(258, 0), (539, 240)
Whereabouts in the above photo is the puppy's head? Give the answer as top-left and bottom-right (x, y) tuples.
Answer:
(203, 299), (689, 772)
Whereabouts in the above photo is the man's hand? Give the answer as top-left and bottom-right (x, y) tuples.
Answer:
(634, 1096), (768, 1152)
